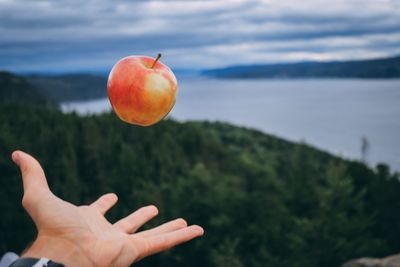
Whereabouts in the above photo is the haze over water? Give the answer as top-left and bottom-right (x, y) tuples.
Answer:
(62, 78), (400, 172)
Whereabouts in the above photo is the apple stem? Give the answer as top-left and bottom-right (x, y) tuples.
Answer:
(151, 53), (162, 68)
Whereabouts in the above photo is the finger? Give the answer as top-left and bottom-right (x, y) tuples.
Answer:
(90, 193), (118, 215)
(114, 205), (158, 233)
(11, 150), (50, 196)
(138, 225), (204, 259)
(135, 218), (187, 238)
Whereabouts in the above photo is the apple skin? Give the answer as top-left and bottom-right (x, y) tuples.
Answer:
(107, 55), (178, 126)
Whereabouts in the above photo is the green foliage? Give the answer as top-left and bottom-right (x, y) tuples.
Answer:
(0, 103), (399, 267)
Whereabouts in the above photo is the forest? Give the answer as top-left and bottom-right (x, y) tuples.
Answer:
(1, 72), (400, 267)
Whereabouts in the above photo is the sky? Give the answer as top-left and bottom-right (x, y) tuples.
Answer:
(0, 0), (399, 72)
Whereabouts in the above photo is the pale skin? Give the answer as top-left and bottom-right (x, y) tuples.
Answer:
(11, 150), (204, 267)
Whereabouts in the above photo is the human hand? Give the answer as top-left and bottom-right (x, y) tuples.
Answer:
(11, 150), (203, 267)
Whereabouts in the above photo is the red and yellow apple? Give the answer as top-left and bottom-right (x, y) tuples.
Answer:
(107, 54), (178, 126)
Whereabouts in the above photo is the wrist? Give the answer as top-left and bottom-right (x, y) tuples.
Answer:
(22, 235), (94, 267)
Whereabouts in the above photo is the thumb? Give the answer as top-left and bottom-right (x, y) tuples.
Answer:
(12, 150), (51, 197)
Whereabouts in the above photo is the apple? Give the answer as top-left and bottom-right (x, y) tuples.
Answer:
(107, 54), (178, 126)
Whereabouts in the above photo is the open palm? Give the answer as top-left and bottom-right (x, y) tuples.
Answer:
(12, 150), (203, 267)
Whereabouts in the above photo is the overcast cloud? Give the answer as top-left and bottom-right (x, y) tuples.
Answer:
(0, 0), (399, 72)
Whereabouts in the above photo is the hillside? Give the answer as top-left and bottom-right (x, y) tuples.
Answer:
(0, 102), (400, 267)
(0, 71), (51, 105)
(26, 73), (107, 103)
(203, 55), (400, 79)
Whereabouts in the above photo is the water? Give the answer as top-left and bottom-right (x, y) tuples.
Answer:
(61, 77), (400, 172)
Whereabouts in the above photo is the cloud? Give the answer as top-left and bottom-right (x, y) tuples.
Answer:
(0, 0), (399, 72)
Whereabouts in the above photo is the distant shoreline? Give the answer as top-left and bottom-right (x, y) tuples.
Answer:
(202, 55), (400, 79)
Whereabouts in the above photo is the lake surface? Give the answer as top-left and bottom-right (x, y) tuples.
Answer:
(61, 77), (400, 172)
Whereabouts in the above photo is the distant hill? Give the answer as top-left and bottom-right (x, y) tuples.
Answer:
(26, 74), (107, 103)
(203, 56), (400, 79)
(0, 71), (51, 105)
